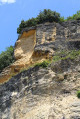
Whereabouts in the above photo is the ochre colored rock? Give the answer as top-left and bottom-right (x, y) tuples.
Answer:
(1, 21), (80, 83)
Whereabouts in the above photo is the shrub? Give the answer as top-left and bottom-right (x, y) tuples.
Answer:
(37, 9), (61, 23)
(17, 18), (37, 34)
(53, 55), (61, 62)
(67, 11), (80, 21)
(35, 60), (51, 68)
(77, 91), (80, 98)
(17, 9), (64, 34)
(17, 10), (80, 34)
(53, 50), (80, 62)
(0, 46), (15, 73)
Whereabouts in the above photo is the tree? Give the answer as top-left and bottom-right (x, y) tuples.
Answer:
(0, 46), (15, 73)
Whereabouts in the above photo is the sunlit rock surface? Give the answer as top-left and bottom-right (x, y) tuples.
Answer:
(0, 20), (80, 119)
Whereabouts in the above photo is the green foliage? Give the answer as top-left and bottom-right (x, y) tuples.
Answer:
(67, 11), (80, 21)
(17, 9), (80, 34)
(17, 18), (37, 34)
(35, 60), (51, 68)
(0, 46), (15, 73)
(53, 55), (61, 62)
(53, 50), (80, 62)
(19, 60), (51, 74)
(17, 9), (64, 34)
(37, 9), (61, 23)
(77, 91), (80, 98)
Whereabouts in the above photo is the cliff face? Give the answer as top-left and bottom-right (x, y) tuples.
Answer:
(0, 57), (80, 119)
(0, 20), (80, 119)
(1, 21), (80, 83)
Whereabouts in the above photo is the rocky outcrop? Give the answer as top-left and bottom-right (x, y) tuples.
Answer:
(0, 20), (80, 119)
(0, 21), (80, 83)
(0, 56), (80, 119)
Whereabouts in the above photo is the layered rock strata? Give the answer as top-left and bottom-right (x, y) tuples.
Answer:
(0, 57), (80, 119)
(0, 21), (80, 83)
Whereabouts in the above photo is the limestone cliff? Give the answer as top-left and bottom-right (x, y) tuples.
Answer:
(0, 56), (80, 119)
(0, 21), (80, 83)
(0, 20), (80, 119)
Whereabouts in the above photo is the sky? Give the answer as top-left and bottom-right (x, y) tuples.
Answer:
(0, 0), (80, 53)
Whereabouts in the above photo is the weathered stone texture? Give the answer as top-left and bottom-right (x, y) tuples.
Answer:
(35, 21), (80, 52)
(0, 57), (80, 119)
(0, 20), (80, 119)
(1, 20), (80, 83)
(36, 23), (56, 45)
(1, 20), (80, 84)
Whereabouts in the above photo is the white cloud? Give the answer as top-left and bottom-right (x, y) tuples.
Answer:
(0, 0), (16, 4)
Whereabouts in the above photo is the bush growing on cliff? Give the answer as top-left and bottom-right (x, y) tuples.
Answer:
(67, 11), (80, 21)
(17, 9), (80, 34)
(17, 9), (64, 34)
(0, 46), (15, 73)
(37, 9), (61, 23)
(35, 60), (51, 68)
(17, 18), (37, 34)
(77, 91), (80, 98)
(53, 50), (80, 62)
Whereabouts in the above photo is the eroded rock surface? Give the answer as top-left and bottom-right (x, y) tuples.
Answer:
(0, 20), (80, 119)
(1, 21), (80, 83)
(0, 56), (80, 119)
